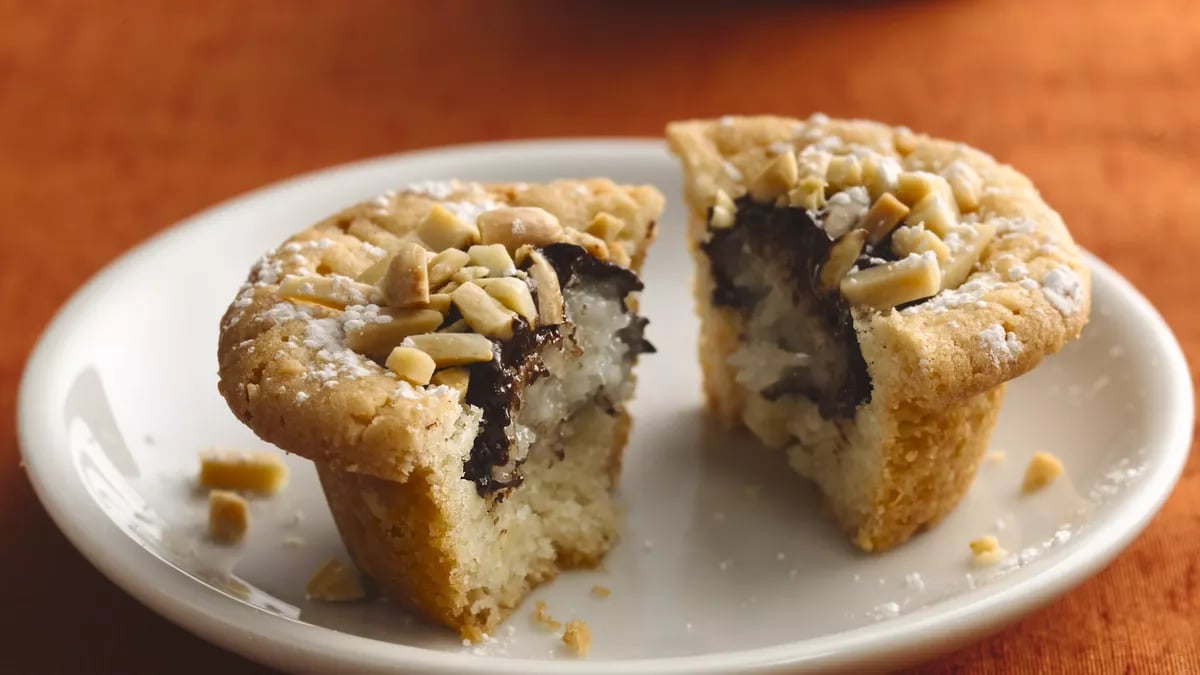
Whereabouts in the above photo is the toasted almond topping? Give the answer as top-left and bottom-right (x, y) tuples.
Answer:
(344, 308), (444, 358)
(893, 126), (919, 155)
(526, 249), (565, 324)
(894, 171), (955, 208)
(467, 244), (516, 277)
(426, 248), (471, 288)
(439, 318), (469, 333)
(862, 193), (912, 245)
(278, 275), (378, 309)
(199, 449), (288, 494)
(347, 218), (404, 254)
(938, 222), (996, 290)
(609, 243), (632, 268)
(355, 256), (391, 285)
(840, 252), (942, 310)
(563, 229), (610, 260)
(825, 155), (863, 192)
(406, 333), (495, 366)
(208, 490), (249, 543)
(477, 277), (537, 325)
(438, 281), (460, 294)
(382, 242), (430, 308)
(587, 211), (626, 240)
(305, 559), (367, 602)
(710, 189), (737, 229)
(450, 265), (491, 285)
(748, 151), (800, 202)
(905, 191), (959, 237)
(891, 224), (950, 262)
(478, 206), (564, 252)
(819, 229), (868, 291)
(416, 204), (479, 251)
(861, 155), (901, 200)
(787, 176), (828, 210)
(426, 293), (452, 315)
(430, 367), (469, 398)
(969, 535), (1007, 568)
(942, 161), (983, 211)
(451, 283), (518, 339)
(385, 346), (436, 385)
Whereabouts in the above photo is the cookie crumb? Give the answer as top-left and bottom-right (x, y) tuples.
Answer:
(305, 559), (366, 602)
(1022, 451), (1064, 493)
(561, 619), (591, 657)
(207, 490), (249, 542)
(969, 535), (1008, 567)
(590, 585), (611, 599)
(199, 449), (288, 494)
(986, 449), (1006, 464)
(533, 600), (561, 630)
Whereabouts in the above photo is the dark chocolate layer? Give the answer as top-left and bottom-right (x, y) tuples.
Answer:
(702, 197), (871, 418)
(462, 243), (652, 497)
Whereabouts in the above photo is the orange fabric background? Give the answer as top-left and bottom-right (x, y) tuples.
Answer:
(3, 1), (1198, 672)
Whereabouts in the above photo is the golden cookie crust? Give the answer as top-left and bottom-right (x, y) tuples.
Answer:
(668, 115), (1090, 550)
(217, 178), (663, 484)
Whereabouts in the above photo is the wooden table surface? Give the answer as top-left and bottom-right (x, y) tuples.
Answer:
(4, 1), (1198, 672)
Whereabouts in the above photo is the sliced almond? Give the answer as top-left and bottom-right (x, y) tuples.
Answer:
(825, 155), (863, 192)
(427, 248), (471, 288)
(609, 243), (632, 268)
(526, 249), (565, 324)
(467, 244), (516, 277)
(819, 229), (868, 291)
(894, 171), (954, 208)
(942, 161), (983, 212)
(451, 283), (518, 339)
(563, 229), (609, 260)
(355, 256), (391, 286)
(426, 293), (452, 315)
(904, 191), (959, 237)
(587, 212), (626, 240)
(382, 242), (430, 308)
(208, 490), (249, 543)
(840, 252), (942, 310)
(938, 222), (996, 291)
(430, 367), (470, 398)
(478, 207), (564, 252)
(439, 318), (469, 333)
(416, 204), (479, 251)
(710, 189), (737, 230)
(451, 265), (491, 285)
(787, 176), (827, 211)
(278, 275), (378, 309)
(406, 333), (495, 366)
(861, 155), (901, 200)
(344, 308), (444, 358)
(347, 218), (404, 254)
(891, 224), (951, 262)
(477, 277), (537, 325)
(822, 187), (870, 239)
(748, 151), (800, 202)
(385, 346), (436, 385)
(862, 193), (911, 245)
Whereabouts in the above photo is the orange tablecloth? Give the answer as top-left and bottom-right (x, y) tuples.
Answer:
(4, 2), (1198, 672)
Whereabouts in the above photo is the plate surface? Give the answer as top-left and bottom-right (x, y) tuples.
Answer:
(18, 140), (1193, 674)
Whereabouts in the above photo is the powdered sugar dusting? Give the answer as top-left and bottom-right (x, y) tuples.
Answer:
(978, 324), (1022, 365)
(722, 161), (743, 181)
(1041, 266), (1084, 316)
(905, 273), (1004, 315)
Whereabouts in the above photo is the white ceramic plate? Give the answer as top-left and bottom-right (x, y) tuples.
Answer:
(18, 140), (1193, 674)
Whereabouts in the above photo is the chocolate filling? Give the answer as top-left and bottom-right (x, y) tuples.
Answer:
(702, 197), (873, 418)
(462, 243), (653, 496)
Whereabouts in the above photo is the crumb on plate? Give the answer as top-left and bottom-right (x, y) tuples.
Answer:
(590, 585), (611, 599)
(305, 559), (366, 602)
(986, 449), (1006, 464)
(969, 535), (1008, 567)
(207, 490), (249, 543)
(1022, 451), (1064, 493)
(562, 619), (591, 657)
(533, 600), (561, 630)
(199, 449), (288, 494)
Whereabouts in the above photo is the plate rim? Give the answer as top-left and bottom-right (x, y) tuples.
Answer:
(17, 138), (1195, 674)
